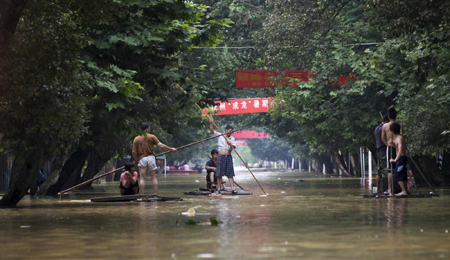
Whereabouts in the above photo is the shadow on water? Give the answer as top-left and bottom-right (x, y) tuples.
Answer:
(1, 170), (450, 259)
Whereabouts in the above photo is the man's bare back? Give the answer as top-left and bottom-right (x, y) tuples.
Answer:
(381, 121), (403, 146)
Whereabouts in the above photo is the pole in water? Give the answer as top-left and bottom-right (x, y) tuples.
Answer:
(409, 157), (438, 195)
(390, 144), (394, 198)
(174, 83), (267, 195)
(58, 132), (235, 195)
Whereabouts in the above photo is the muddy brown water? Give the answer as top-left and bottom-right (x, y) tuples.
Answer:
(1, 168), (449, 259)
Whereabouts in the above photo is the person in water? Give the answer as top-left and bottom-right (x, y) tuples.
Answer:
(208, 118), (237, 195)
(120, 162), (139, 195)
(381, 108), (403, 195)
(132, 122), (177, 195)
(389, 122), (409, 197)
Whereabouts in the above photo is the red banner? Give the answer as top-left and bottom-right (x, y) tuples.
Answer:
(206, 97), (273, 115)
(233, 130), (271, 139)
(235, 70), (354, 88)
(235, 140), (248, 146)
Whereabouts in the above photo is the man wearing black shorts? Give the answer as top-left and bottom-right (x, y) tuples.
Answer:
(208, 118), (237, 195)
(381, 108), (403, 195)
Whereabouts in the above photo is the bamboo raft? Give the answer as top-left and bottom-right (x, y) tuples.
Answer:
(91, 194), (183, 202)
(184, 188), (253, 196)
(363, 193), (435, 199)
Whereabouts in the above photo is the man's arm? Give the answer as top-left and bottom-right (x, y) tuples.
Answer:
(209, 118), (215, 135)
(122, 173), (130, 188)
(227, 138), (236, 150)
(205, 166), (216, 171)
(129, 172), (136, 185)
(390, 139), (402, 163)
(157, 142), (177, 152)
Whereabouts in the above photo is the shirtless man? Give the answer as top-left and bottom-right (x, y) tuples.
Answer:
(389, 122), (409, 196)
(208, 118), (237, 194)
(132, 123), (176, 195)
(381, 108), (403, 195)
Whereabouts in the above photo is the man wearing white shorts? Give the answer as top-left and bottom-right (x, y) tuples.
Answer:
(132, 123), (176, 195)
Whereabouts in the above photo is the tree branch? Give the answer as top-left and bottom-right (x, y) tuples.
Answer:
(235, 0), (269, 15)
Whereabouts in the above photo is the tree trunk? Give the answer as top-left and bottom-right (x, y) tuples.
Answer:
(321, 154), (334, 174)
(0, 145), (51, 207)
(314, 155), (323, 173)
(78, 149), (114, 189)
(46, 145), (93, 195)
(442, 149), (450, 186)
(351, 153), (360, 177)
(333, 151), (351, 176)
(36, 151), (70, 197)
(300, 159), (307, 171)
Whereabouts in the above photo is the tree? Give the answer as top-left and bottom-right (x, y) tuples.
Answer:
(0, 0), (231, 206)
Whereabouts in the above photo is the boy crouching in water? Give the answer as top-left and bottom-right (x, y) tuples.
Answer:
(389, 122), (409, 196)
(120, 162), (139, 195)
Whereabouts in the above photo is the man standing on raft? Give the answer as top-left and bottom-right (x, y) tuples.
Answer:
(208, 118), (237, 195)
(133, 123), (177, 195)
(389, 122), (409, 197)
(381, 108), (403, 195)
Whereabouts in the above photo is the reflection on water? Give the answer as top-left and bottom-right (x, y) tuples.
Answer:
(1, 170), (450, 259)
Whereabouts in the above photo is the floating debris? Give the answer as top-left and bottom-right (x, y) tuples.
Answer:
(186, 219), (196, 225)
(197, 253), (216, 258)
(210, 217), (219, 226)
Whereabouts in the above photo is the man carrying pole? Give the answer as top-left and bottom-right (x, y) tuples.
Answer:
(208, 118), (237, 195)
(133, 122), (177, 195)
(174, 82), (266, 195)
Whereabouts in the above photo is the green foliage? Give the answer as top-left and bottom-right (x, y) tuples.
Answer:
(209, 216), (219, 226)
(185, 219), (197, 225)
(246, 138), (293, 162)
(248, 1), (388, 158)
(0, 0), (233, 202)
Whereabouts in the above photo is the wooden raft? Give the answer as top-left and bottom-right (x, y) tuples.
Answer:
(91, 194), (183, 202)
(184, 188), (253, 196)
(363, 194), (434, 199)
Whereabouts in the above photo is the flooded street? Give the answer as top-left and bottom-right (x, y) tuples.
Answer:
(1, 169), (449, 259)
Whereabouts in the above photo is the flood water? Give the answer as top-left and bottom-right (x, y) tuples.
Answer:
(1, 168), (449, 259)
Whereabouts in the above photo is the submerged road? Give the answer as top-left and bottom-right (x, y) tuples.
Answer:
(0, 169), (449, 259)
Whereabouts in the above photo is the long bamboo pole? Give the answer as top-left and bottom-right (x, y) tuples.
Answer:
(174, 83), (267, 195)
(409, 157), (438, 195)
(58, 131), (237, 195)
